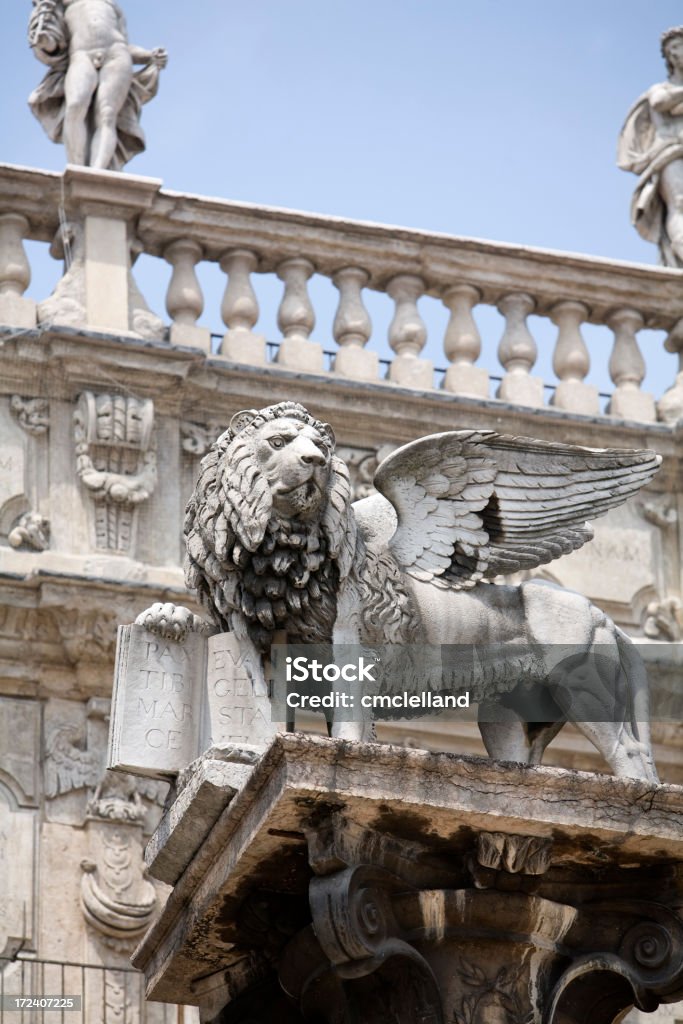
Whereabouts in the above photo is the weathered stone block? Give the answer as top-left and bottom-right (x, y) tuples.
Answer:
(144, 757), (254, 885)
(220, 328), (267, 365)
(276, 336), (325, 372)
(0, 293), (36, 329)
(170, 322), (212, 352)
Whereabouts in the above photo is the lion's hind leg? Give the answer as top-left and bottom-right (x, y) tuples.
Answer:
(548, 647), (658, 783)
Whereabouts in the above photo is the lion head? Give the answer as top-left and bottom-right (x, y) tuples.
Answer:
(184, 402), (357, 651)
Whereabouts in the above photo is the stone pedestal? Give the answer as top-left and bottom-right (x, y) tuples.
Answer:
(133, 736), (683, 1023)
(220, 327), (267, 365)
(37, 166), (164, 340)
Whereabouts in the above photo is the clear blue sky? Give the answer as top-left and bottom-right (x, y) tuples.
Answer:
(3, 1), (683, 400)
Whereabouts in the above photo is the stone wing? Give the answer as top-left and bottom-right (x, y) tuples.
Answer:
(373, 431), (499, 588)
(476, 434), (661, 578)
(373, 431), (661, 588)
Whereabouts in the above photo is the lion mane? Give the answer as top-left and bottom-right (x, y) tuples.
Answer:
(184, 402), (358, 652)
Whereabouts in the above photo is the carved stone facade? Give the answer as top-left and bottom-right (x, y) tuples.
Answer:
(0, 152), (682, 1024)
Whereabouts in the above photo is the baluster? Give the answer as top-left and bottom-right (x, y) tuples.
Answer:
(0, 213), (36, 328)
(332, 267), (376, 380)
(386, 274), (432, 389)
(606, 308), (655, 421)
(164, 238), (210, 351)
(496, 292), (543, 407)
(657, 318), (683, 424)
(549, 300), (599, 415)
(219, 249), (265, 365)
(275, 257), (323, 372)
(441, 283), (488, 397)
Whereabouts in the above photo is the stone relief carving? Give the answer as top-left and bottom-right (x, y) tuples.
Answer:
(28, 0), (167, 171)
(74, 391), (156, 554)
(80, 768), (159, 953)
(45, 717), (101, 800)
(142, 401), (661, 782)
(639, 495), (678, 529)
(274, 815), (683, 1024)
(87, 772), (146, 823)
(55, 606), (120, 664)
(80, 823), (157, 951)
(468, 832), (552, 891)
(8, 511), (50, 551)
(276, 814), (683, 1024)
(9, 396), (49, 435)
(453, 958), (531, 1024)
(336, 443), (396, 502)
(180, 419), (226, 457)
(44, 698), (168, 830)
(643, 597), (682, 640)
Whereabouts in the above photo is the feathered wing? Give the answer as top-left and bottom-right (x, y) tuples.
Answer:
(476, 434), (661, 578)
(373, 431), (499, 588)
(373, 431), (661, 588)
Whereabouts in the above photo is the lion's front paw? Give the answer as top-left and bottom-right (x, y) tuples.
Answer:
(135, 602), (207, 642)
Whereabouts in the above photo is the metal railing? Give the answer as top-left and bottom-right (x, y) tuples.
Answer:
(0, 956), (179, 1024)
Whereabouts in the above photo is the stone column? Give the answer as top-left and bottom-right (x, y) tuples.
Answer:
(496, 292), (544, 407)
(0, 213), (37, 328)
(220, 249), (266, 365)
(275, 257), (324, 372)
(549, 300), (600, 415)
(164, 238), (211, 351)
(332, 267), (377, 380)
(606, 308), (656, 422)
(386, 274), (432, 389)
(441, 283), (488, 397)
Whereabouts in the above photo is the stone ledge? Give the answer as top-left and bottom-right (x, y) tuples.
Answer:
(132, 733), (683, 1005)
(145, 758), (254, 886)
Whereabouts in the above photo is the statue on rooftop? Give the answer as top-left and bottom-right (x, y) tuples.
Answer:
(138, 402), (662, 783)
(618, 25), (683, 267)
(28, 0), (167, 171)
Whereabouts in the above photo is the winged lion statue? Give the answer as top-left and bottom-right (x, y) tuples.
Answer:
(138, 402), (661, 782)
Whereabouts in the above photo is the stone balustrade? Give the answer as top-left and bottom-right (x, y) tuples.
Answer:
(3, 162), (683, 424)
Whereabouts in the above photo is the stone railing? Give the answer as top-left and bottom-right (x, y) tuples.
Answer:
(2, 162), (683, 424)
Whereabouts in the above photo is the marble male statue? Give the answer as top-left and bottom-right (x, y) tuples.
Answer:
(618, 25), (683, 266)
(28, 0), (167, 170)
(138, 402), (662, 783)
